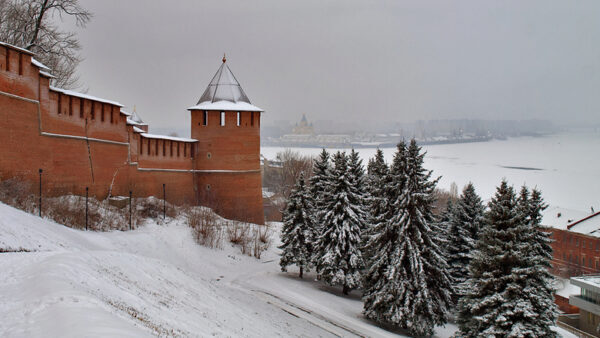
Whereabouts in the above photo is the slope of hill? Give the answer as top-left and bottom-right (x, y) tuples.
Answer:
(0, 202), (574, 337)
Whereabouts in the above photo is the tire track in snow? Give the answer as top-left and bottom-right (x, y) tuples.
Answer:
(252, 289), (365, 338)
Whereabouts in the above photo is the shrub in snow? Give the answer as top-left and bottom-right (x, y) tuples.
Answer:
(187, 207), (223, 249)
(279, 172), (315, 278)
(44, 195), (132, 231)
(456, 181), (557, 337)
(313, 152), (365, 295)
(362, 140), (452, 337)
(0, 177), (36, 213)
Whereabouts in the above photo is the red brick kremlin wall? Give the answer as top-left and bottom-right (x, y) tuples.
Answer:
(0, 43), (264, 224)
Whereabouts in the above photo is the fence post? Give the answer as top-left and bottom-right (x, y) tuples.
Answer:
(163, 183), (166, 221)
(38, 169), (42, 217)
(129, 190), (132, 231)
(85, 187), (88, 231)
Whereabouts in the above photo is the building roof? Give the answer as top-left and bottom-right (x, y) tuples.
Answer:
(188, 56), (263, 112)
(543, 206), (600, 237)
(125, 110), (148, 126)
(572, 275), (600, 292)
(541, 206), (591, 230)
(567, 211), (600, 236)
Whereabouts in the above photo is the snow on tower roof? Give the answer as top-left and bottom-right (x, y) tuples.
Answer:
(188, 55), (263, 112)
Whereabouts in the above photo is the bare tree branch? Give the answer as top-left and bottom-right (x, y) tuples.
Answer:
(0, 0), (92, 89)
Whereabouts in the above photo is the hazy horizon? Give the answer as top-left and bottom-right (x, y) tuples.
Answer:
(64, 1), (599, 131)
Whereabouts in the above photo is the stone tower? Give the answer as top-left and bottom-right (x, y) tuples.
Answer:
(188, 56), (265, 224)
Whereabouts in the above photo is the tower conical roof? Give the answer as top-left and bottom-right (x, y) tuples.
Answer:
(188, 56), (263, 112)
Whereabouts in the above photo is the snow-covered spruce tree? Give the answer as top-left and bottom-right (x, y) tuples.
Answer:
(436, 198), (455, 259)
(309, 149), (331, 225)
(456, 181), (558, 337)
(362, 140), (452, 337)
(366, 148), (389, 219)
(445, 183), (484, 301)
(313, 151), (364, 295)
(363, 148), (390, 260)
(517, 186), (557, 332)
(347, 149), (369, 229)
(279, 172), (314, 279)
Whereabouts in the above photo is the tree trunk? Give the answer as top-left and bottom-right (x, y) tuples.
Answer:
(299, 266), (303, 279)
(27, 0), (50, 50)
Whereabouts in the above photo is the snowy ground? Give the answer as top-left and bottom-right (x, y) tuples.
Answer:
(0, 202), (575, 337)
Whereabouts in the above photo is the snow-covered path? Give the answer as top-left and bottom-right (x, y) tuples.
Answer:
(0, 202), (576, 337)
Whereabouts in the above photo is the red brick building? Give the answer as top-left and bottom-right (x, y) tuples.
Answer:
(0, 42), (264, 224)
(544, 207), (600, 278)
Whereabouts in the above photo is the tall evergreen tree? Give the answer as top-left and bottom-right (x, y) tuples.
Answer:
(457, 181), (558, 337)
(445, 183), (485, 301)
(279, 172), (314, 278)
(362, 140), (452, 336)
(313, 151), (364, 295)
(309, 149), (331, 222)
(309, 149), (331, 203)
(518, 186), (557, 332)
(363, 149), (389, 260)
(366, 148), (389, 218)
(347, 149), (369, 230)
(308, 149), (331, 253)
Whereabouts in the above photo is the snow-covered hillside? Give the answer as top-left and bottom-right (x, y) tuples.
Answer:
(0, 202), (575, 337)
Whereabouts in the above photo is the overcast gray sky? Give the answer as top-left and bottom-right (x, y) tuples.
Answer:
(71, 0), (600, 131)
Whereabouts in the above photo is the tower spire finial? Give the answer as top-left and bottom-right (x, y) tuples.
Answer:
(222, 53), (226, 63)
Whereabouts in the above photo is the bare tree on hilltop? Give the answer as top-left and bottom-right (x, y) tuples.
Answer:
(0, 0), (92, 88)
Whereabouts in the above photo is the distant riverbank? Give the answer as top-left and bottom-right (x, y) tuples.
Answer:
(261, 131), (600, 212)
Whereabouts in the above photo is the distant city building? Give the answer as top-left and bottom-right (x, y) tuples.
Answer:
(292, 114), (314, 135)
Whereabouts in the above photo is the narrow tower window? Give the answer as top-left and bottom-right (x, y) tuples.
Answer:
(203, 111), (208, 126)
(80, 99), (84, 118)
(236, 112), (240, 126)
(220, 111), (225, 126)
(251, 112), (254, 126)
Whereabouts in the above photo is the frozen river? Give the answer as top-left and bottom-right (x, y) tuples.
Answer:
(261, 130), (600, 211)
